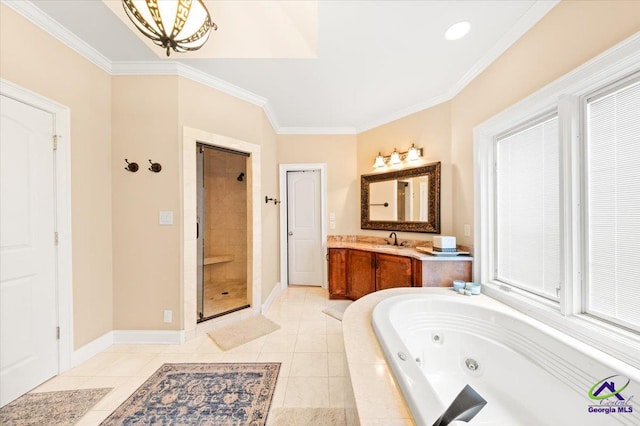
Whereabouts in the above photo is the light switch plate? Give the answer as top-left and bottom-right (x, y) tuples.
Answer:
(159, 211), (174, 225)
(329, 212), (336, 221)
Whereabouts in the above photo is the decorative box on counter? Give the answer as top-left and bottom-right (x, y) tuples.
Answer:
(433, 236), (457, 252)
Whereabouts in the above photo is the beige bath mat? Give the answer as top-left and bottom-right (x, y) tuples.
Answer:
(322, 301), (352, 321)
(208, 314), (280, 350)
(267, 408), (347, 426)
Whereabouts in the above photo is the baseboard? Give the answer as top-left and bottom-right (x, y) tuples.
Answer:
(71, 331), (114, 368)
(112, 330), (186, 345)
(261, 282), (282, 314)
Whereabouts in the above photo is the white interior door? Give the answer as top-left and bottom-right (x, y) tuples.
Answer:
(287, 170), (322, 286)
(1, 95), (59, 406)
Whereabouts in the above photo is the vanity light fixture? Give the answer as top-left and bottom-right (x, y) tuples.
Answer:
(372, 144), (423, 168)
(390, 148), (402, 165)
(407, 144), (421, 161)
(122, 0), (217, 56)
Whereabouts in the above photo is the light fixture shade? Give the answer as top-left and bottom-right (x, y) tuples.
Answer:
(122, 0), (217, 56)
(374, 153), (386, 168)
(390, 148), (401, 165)
(407, 144), (421, 161)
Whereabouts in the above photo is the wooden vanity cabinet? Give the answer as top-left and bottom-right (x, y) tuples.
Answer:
(327, 248), (348, 298)
(346, 250), (376, 299)
(375, 253), (412, 290)
(328, 248), (419, 299)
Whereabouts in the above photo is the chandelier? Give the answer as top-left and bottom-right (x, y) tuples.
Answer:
(122, 0), (217, 56)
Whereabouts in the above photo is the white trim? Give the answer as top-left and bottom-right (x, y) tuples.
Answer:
(355, 1), (560, 133)
(261, 281), (283, 314)
(278, 163), (328, 289)
(182, 127), (262, 337)
(112, 330), (186, 345)
(5, 0), (559, 136)
(1, 78), (74, 374)
(2, 0), (112, 74)
(474, 32), (640, 368)
(448, 1), (560, 99)
(71, 331), (113, 367)
(278, 126), (357, 136)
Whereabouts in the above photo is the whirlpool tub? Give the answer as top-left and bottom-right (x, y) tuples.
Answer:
(371, 293), (640, 426)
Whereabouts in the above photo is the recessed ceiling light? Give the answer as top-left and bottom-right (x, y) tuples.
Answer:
(445, 21), (471, 41)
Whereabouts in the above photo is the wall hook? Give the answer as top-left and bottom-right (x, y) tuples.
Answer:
(148, 159), (162, 173)
(265, 196), (280, 205)
(124, 159), (139, 172)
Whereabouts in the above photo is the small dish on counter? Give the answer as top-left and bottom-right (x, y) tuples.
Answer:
(416, 247), (470, 256)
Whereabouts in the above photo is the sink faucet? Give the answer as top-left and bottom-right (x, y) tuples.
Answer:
(432, 384), (487, 426)
(388, 232), (398, 246)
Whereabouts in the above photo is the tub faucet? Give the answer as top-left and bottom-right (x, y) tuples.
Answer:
(388, 232), (399, 246)
(432, 384), (487, 426)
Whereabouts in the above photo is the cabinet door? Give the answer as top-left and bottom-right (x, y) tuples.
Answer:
(328, 249), (348, 299)
(376, 253), (412, 290)
(347, 250), (376, 299)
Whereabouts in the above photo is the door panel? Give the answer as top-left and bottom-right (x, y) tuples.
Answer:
(287, 170), (322, 285)
(346, 250), (375, 299)
(376, 253), (412, 290)
(1, 95), (58, 407)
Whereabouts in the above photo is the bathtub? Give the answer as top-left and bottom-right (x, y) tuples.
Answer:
(372, 293), (640, 426)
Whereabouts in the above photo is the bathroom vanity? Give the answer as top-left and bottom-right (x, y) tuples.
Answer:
(327, 243), (472, 300)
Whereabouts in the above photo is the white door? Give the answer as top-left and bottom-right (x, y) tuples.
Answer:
(1, 95), (59, 406)
(287, 170), (322, 285)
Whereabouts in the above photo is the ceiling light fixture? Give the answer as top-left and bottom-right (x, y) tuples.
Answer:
(122, 0), (217, 56)
(445, 21), (471, 41)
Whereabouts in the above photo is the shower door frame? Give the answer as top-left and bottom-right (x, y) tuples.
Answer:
(182, 127), (262, 338)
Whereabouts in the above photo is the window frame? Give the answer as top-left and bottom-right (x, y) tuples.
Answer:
(474, 33), (640, 368)
(493, 112), (561, 303)
(581, 73), (640, 334)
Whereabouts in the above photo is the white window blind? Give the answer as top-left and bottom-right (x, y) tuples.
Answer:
(586, 78), (640, 331)
(496, 116), (560, 299)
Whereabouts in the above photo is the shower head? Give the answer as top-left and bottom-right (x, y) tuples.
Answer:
(237, 172), (245, 182)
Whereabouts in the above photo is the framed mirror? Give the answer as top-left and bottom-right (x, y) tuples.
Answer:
(361, 162), (440, 233)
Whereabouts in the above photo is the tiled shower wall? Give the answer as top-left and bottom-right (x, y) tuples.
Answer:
(203, 149), (248, 285)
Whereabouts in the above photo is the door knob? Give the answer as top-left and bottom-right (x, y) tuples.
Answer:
(288, 231), (293, 236)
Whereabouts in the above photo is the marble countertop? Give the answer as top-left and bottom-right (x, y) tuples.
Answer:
(327, 241), (473, 261)
(342, 287), (455, 425)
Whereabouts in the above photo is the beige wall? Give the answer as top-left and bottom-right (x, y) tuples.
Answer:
(357, 102), (453, 242)
(111, 76), (181, 330)
(277, 135), (359, 235)
(451, 0), (640, 247)
(0, 5), (113, 349)
(260, 112), (280, 296)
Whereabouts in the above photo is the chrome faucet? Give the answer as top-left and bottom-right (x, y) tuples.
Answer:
(388, 232), (399, 246)
(432, 384), (487, 426)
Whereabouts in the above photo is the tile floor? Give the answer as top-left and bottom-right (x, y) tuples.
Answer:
(202, 278), (248, 317)
(31, 285), (348, 425)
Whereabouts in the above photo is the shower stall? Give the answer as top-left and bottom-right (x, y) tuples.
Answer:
(196, 143), (250, 322)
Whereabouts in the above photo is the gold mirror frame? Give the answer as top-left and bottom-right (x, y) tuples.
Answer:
(361, 162), (441, 233)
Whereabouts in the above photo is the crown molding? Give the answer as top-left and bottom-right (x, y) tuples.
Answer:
(2, 0), (113, 74)
(354, 0), (559, 134)
(355, 92), (452, 134)
(3, 0), (559, 136)
(448, 0), (560, 99)
(111, 61), (269, 108)
(277, 126), (357, 135)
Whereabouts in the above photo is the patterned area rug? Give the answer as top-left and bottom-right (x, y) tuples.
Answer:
(0, 388), (112, 426)
(101, 363), (280, 426)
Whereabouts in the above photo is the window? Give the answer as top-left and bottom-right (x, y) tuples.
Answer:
(496, 115), (560, 300)
(474, 34), (640, 365)
(585, 77), (640, 332)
